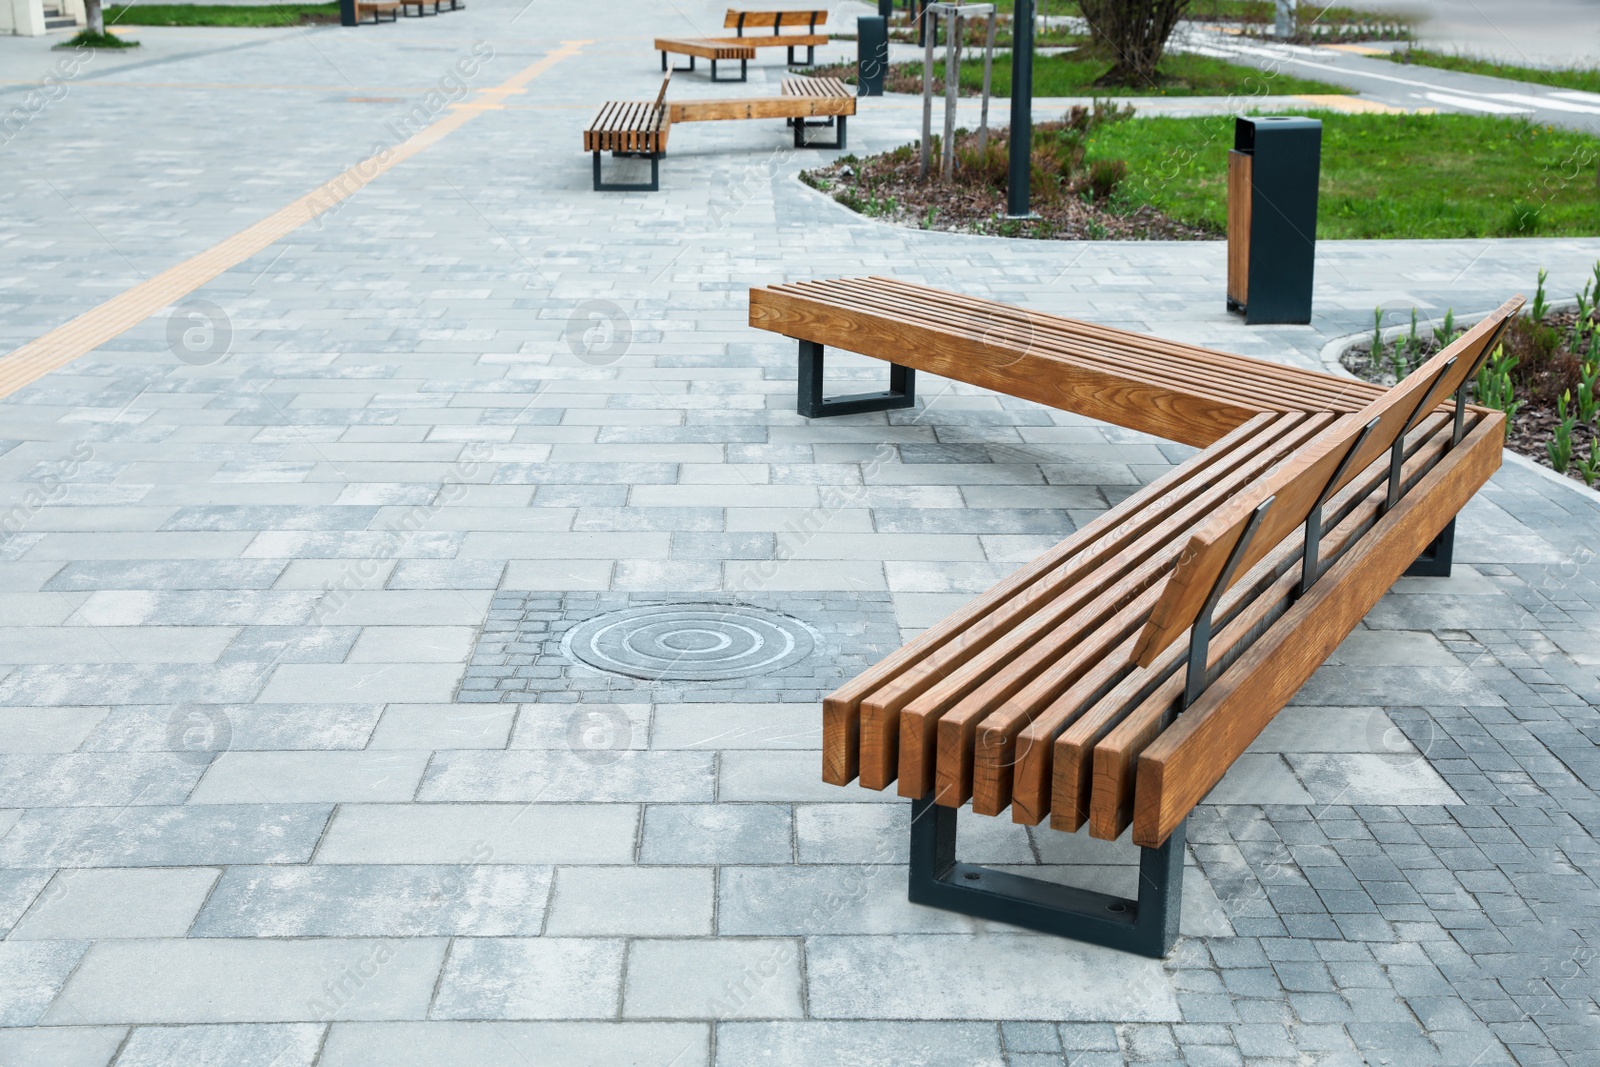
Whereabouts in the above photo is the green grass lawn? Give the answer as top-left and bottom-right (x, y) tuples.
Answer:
(1083, 110), (1600, 238)
(960, 49), (1350, 97)
(105, 3), (339, 26)
(1389, 48), (1600, 95)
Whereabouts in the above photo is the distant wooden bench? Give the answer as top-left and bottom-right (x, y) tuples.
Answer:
(669, 76), (855, 149)
(656, 7), (829, 81)
(354, 0), (399, 22)
(583, 74), (673, 192)
(749, 278), (1522, 957)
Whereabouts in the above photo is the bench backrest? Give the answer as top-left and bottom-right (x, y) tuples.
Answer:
(725, 8), (826, 32)
(654, 69), (673, 109)
(1132, 296), (1523, 667)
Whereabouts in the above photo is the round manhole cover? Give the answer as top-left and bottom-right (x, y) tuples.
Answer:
(562, 604), (818, 681)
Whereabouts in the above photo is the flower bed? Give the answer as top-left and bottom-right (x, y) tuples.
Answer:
(800, 105), (1212, 240)
(1342, 265), (1600, 487)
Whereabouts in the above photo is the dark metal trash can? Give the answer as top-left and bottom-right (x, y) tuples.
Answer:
(1227, 116), (1321, 326)
(858, 16), (888, 97)
(340, 0), (357, 25)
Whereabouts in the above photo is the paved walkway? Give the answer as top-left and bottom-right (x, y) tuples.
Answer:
(1, 4), (1599, 1065)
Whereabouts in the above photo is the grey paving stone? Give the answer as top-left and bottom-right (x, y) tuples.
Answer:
(716, 1021), (1005, 1066)
(718, 866), (977, 935)
(416, 750), (714, 803)
(44, 938), (447, 1024)
(191, 750), (429, 804)
(0, 1027), (125, 1067)
(0, 706), (106, 753)
(624, 938), (804, 1020)
(639, 803), (793, 865)
(0, 941), (89, 1025)
(317, 1021), (710, 1067)
(84, 703), (381, 753)
(804, 935), (1181, 1021)
(0, 869), (49, 935)
(0, 804), (329, 868)
(112, 1024), (324, 1067)
(10, 867), (219, 940)
(367, 704), (515, 750)
(191, 864), (552, 937)
(314, 804), (637, 866)
(431, 938), (625, 1020)
(545, 865), (714, 936)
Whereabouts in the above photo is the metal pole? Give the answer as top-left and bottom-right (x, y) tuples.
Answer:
(920, 8), (935, 179)
(1007, 0), (1034, 216)
(941, 12), (959, 181)
(978, 11), (995, 153)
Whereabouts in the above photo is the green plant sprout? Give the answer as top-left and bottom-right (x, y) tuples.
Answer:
(1432, 308), (1455, 348)
(1577, 279), (1594, 348)
(1548, 390), (1576, 474)
(1475, 345), (1522, 438)
(1406, 308), (1420, 360)
(1578, 360), (1600, 427)
(1578, 439), (1600, 488)
(1370, 306), (1384, 363)
(1531, 268), (1550, 322)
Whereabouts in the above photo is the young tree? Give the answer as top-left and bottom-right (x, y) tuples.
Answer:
(1077, 0), (1192, 87)
(85, 0), (105, 35)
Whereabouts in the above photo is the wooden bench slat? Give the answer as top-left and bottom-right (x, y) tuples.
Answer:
(669, 96), (854, 122)
(1087, 410), (1471, 841)
(791, 279), (1371, 421)
(1132, 297), (1521, 670)
(854, 411), (1310, 791)
(655, 37), (759, 59)
(823, 411), (1284, 787)
(900, 412), (1334, 803)
(750, 285), (1264, 448)
(857, 277), (1387, 412)
(724, 7), (827, 29)
(841, 278), (1383, 416)
(1039, 406), (1461, 833)
(1131, 408), (1506, 847)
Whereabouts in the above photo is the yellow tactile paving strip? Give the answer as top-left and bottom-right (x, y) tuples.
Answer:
(1292, 93), (1418, 114)
(0, 39), (589, 400)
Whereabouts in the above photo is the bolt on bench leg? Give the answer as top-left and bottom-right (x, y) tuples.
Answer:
(907, 797), (1184, 958)
(797, 339), (914, 418)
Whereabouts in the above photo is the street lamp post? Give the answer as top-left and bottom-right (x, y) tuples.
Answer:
(1007, 0), (1034, 216)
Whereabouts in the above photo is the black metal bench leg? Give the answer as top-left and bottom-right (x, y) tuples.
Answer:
(710, 58), (748, 82)
(793, 114), (846, 150)
(592, 152), (660, 193)
(907, 797), (1184, 958)
(1404, 517), (1456, 577)
(797, 339), (915, 418)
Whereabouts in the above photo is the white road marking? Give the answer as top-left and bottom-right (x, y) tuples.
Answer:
(1486, 92), (1600, 115)
(1423, 91), (1534, 114)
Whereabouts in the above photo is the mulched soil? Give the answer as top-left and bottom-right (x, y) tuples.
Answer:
(1343, 306), (1600, 488)
(800, 126), (1216, 242)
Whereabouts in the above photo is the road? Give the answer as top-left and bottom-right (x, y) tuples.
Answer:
(1179, 28), (1600, 134)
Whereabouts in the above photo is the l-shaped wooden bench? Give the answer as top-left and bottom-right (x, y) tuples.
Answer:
(584, 74), (855, 191)
(657, 8), (830, 82)
(749, 277), (1520, 956)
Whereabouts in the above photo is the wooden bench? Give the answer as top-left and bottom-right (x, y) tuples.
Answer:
(657, 8), (829, 81)
(668, 76), (855, 149)
(749, 278), (1522, 956)
(354, 0), (399, 22)
(583, 74), (672, 193)
(749, 277), (1390, 441)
